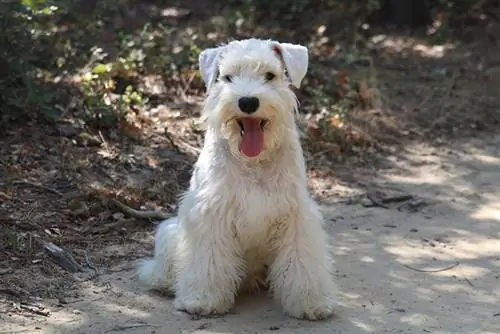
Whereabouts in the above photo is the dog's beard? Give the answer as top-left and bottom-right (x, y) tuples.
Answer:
(204, 85), (298, 160)
(221, 110), (291, 161)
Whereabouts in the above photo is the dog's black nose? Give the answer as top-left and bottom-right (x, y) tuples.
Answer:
(238, 97), (260, 114)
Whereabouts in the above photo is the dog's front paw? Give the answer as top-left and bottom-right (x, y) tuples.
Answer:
(283, 295), (336, 321)
(174, 296), (232, 316)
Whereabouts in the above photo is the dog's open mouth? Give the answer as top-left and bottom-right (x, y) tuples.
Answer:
(236, 117), (267, 158)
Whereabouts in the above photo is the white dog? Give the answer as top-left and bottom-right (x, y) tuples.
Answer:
(137, 38), (338, 320)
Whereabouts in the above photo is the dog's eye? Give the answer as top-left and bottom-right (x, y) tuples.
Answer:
(221, 75), (232, 83)
(264, 72), (276, 81)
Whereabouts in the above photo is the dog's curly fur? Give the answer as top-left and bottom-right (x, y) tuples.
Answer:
(136, 38), (338, 320)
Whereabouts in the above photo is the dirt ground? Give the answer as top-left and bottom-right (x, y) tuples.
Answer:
(2, 131), (500, 334)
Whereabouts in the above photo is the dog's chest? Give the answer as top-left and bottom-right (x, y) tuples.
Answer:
(233, 177), (291, 249)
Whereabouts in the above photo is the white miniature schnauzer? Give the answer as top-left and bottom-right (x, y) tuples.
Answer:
(137, 38), (338, 320)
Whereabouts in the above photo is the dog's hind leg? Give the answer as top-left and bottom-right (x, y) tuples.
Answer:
(136, 217), (179, 294)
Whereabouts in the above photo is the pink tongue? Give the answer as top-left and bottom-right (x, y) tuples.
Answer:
(239, 118), (264, 158)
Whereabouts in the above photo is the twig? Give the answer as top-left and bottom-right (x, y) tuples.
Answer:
(84, 249), (99, 278)
(1, 180), (64, 197)
(0, 191), (14, 201)
(181, 71), (197, 99)
(44, 242), (84, 273)
(178, 138), (201, 153)
(0, 288), (29, 298)
(98, 130), (111, 153)
(440, 70), (459, 103)
(365, 194), (389, 209)
(403, 262), (459, 273)
(493, 313), (500, 317)
(105, 324), (161, 333)
(19, 303), (50, 317)
(154, 130), (201, 154)
(463, 277), (474, 287)
(164, 128), (182, 154)
(109, 198), (172, 221)
(380, 194), (414, 204)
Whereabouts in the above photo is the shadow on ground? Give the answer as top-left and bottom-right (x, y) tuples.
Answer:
(3, 133), (500, 334)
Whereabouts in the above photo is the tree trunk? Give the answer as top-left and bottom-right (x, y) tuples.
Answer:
(373, 0), (432, 28)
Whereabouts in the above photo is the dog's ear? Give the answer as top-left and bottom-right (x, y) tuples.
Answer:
(272, 42), (309, 88)
(199, 46), (225, 90)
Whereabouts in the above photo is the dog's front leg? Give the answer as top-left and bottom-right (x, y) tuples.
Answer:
(269, 201), (338, 320)
(174, 222), (243, 316)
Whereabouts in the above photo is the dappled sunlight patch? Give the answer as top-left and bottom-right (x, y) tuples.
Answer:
(331, 231), (379, 257)
(360, 256), (375, 263)
(383, 172), (446, 186)
(471, 153), (500, 165)
(471, 200), (500, 222)
(412, 43), (454, 59)
(369, 34), (414, 53)
(399, 313), (439, 328)
(451, 237), (500, 258)
(413, 287), (437, 302)
(433, 263), (490, 279)
(368, 34), (455, 59)
(333, 245), (353, 256)
(384, 232), (500, 262)
(383, 236), (449, 261)
(42, 309), (88, 332)
(93, 299), (152, 318)
(350, 320), (375, 333)
(432, 283), (498, 304)
(341, 291), (364, 301)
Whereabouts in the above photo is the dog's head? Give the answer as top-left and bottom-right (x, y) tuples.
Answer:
(198, 38), (309, 160)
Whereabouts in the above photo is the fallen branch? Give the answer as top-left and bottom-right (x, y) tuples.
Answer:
(19, 303), (50, 317)
(84, 249), (99, 280)
(162, 128), (201, 154)
(43, 242), (84, 273)
(380, 194), (414, 204)
(108, 198), (172, 221)
(0, 287), (30, 298)
(463, 277), (474, 287)
(164, 127), (182, 154)
(364, 194), (389, 209)
(105, 324), (161, 333)
(0, 180), (63, 197)
(403, 262), (459, 273)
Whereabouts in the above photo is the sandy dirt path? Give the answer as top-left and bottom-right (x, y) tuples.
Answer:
(3, 135), (500, 334)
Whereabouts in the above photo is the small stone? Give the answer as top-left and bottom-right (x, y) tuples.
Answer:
(112, 212), (125, 220)
(58, 124), (80, 137)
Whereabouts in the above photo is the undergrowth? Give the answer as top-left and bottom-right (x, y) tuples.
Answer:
(0, 0), (491, 146)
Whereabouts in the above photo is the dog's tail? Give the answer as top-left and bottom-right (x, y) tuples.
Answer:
(136, 217), (179, 291)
